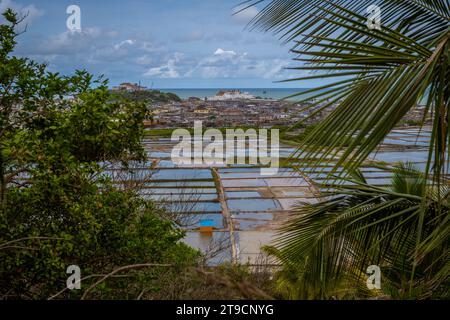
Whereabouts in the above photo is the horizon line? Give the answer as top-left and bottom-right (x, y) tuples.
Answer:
(152, 87), (312, 90)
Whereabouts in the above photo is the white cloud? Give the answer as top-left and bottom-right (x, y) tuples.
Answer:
(114, 39), (136, 50)
(141, 41), (163, 53)
(136, 55), (153, 66)
(32, 28), (117, 56)
(255, 59), (290, 79)
(200, 48), (246, 68)
(143, 52), (183, 79)
(0, 0), (44, 25)
(232, 5), (259, 24)
(189, 48), (291, 79)
(214, 48), (237, 58)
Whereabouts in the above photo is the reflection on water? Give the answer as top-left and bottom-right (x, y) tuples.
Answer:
(139, 188), (217, 195)
(144, 194), (218, 201)
(161, 201), (222, 213)
(146, 181), (215, 187)
(179, 214), (225, 230)
(228, 199), (279, 212)
(226, 191), (261, 198)
(151, 169), (213, 180)
(371, 151), (428, 162)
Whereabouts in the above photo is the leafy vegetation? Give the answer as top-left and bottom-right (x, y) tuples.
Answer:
(110, 89), (181, 103)
(399, 119), (425, 127)
(249, 0), (450, 299)
(249, 0), (449, 180)
(1, 0), (448, 300)
(266, 164), (449, 299)
(0, 9), (198, 299)
(144, 126), (270, 137)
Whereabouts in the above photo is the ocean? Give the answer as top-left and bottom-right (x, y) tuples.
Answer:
(158, 88), (311, 101)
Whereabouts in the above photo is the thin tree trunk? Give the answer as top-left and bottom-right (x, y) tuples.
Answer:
(0, 148), (5, 207)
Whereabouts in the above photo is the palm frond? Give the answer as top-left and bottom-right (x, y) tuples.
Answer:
(247, 0), (450, 180)
(267, 164), (449, 298)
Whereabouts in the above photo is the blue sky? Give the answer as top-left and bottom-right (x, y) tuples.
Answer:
(1, 0), (315, 88)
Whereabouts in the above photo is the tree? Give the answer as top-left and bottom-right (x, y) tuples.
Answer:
(0, 10), (198, 299)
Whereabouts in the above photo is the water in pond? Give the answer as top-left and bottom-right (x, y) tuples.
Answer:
(265, 178), (309, 187)
(219, 168), (263, 173)
(146, 181), (215, 187)
(226, 191), (262, 198)
(232, 213), (273, 220)
(222, 179), (267, 188)
(278, 198), (317, 210)
(145, 194), (218, 201)
(155, 160), (176, 168)
(151, 169), (213, 180)
(148, 151), (172, 158)
(365, 178), (393, 185)
(219, 170), (300, 179)
(161, 201), (222, 213)
(235, 219), (270, 230)
(372, 151), (428, 162)
(139, 188), (217, 195)
(180, 214), (225, 229)
(139, 132), (435, 264)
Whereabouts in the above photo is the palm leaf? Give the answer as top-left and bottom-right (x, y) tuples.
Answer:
(246, 0), (450, 180)
(267, 164), (449, 298)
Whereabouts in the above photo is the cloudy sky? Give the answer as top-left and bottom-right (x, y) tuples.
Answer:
(1, 0), (314, 88)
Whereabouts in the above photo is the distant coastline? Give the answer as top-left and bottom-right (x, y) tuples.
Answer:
(157, 88), (311, 101)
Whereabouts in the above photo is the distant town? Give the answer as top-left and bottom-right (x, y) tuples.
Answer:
(112, 82), (430, 130)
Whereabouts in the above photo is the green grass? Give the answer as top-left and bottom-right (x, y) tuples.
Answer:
(144, 126), (277, 137)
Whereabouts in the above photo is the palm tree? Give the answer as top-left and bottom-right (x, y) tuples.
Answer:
(244, 0), (449, 180)
(242, 0), (450, 298)
(265, 163), (449, 299)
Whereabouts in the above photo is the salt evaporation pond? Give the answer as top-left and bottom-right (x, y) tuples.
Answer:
(131, 128), (434, 264)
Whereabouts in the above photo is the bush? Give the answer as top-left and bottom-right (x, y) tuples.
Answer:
(0, 9), (198, 300)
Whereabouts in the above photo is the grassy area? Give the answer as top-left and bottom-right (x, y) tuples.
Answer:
(144, 126), (272, 137)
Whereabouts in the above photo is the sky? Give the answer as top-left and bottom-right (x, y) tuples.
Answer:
(0, 0), (316, 89)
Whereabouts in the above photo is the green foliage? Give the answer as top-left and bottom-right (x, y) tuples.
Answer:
(0, 10), (199, 299)
(399, 119), (424, 127)
(267, 163), (449, 299)
(144, 126), (269, 138)
(110, 89), (182, 104)
(279, 124), (358, 147)
(279, 124), (318, 143)
(250, 0), (450, 300)
(0, 176), (198, 299)
(250, 0), (450, 180)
